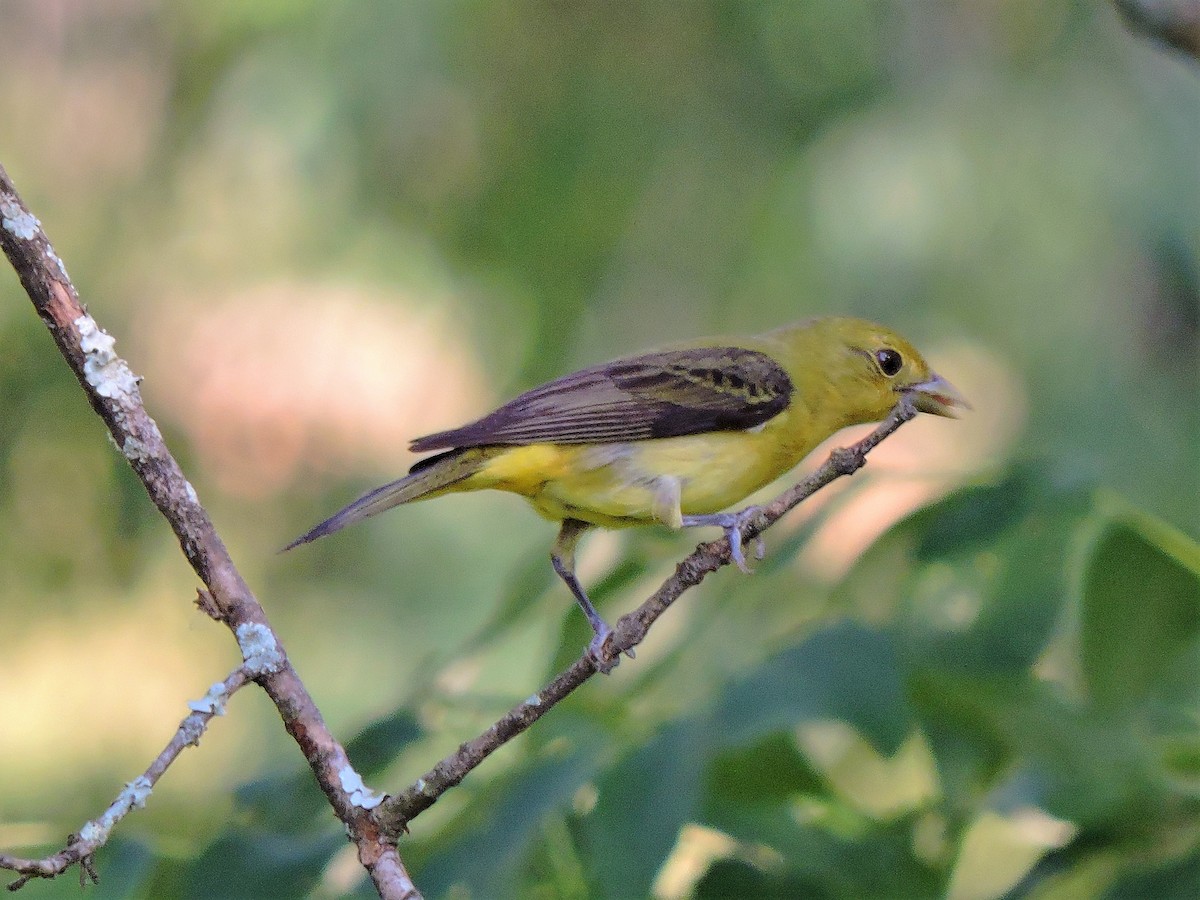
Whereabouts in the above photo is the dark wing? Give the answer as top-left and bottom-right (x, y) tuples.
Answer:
(409, 346), (794, 452)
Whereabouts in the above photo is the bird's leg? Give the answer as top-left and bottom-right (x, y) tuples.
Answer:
(551, 518), (624, 673)
(680, 506), (766, 574)
(651, 475), (684, 530)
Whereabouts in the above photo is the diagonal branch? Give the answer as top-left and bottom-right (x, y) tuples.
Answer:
(0, 669), (250, 891)
(0, 153), (920, 888)
(0, 164), (419, 900)
(373, 399), (917, 838)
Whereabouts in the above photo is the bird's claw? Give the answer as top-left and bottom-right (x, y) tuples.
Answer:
(681, 506), (767, 573)
(725, 506), (765, 574)
(728, 531), (752, 573)
(586, 625), (634, 674)
(587, 629), (616, 674)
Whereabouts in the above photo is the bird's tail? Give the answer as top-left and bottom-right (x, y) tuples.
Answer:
(283, 447), (494, 551)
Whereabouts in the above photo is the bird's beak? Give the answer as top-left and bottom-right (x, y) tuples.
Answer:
(904, 372), (970, 418)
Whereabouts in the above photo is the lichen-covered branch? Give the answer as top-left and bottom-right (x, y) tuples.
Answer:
(373, 399), (917, 838)
(0, 153), (916, 892)
(0, 670), (249, 891)
(0, 164), (420, 900)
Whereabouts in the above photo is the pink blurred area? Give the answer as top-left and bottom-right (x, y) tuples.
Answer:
(132, 284), (489, 498)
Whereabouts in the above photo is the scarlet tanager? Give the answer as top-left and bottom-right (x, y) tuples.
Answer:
(287, 316), (966, 669)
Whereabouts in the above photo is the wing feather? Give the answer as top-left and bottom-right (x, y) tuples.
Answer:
(409, 347), (794, 452)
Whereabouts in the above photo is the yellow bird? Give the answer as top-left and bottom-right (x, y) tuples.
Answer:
(287, 316), (965, 667)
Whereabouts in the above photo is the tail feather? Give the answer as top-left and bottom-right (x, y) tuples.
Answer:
(283, 447), (490, 551)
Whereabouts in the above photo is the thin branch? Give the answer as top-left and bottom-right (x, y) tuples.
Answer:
(373, 399), (917, 838)
(0, 152), (917, 891)
(0, 669), (250, 890)
(0, 165), (420, 900)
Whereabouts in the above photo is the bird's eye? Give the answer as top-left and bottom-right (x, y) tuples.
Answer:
(875, 348), (903, 377)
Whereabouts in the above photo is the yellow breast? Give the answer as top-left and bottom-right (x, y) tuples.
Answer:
(461, 412), (812, 529)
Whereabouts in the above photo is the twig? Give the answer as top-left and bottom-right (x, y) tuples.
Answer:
(0, 669), (250, 890)
(373, 399), (917, 838)
(0, 152), (917, 889)
(0, 164), (420, 900)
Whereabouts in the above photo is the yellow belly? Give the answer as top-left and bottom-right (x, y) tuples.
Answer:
(462, 417), (811, 529)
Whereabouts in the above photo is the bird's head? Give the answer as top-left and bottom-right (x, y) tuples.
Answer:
(778, 317), (970, 427)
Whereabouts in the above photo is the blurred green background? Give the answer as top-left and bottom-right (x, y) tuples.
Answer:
(1, 1), (1198, 897)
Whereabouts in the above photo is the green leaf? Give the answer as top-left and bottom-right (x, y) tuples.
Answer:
(695, 858), (833, 900)
(716, 619), (912, 755)
(1105, 850), (1200, 900)
(908, 478), (1086, 676)
(839, 469), (1089, 678)
(234, 768), (329, 834)
(178, 828), (343, 900)
(699, 730), (849, 864)
(705, 730), (826, 807)
(911, 672), (1160, 829)
(1080, 512), (1200, 710)
(913, 466), (1040, 561)
(1158, 733), (1200, 793)
(692, 815), (941, 900)
(413, 716), (608, 898)
(579, 717), (712, 899)
(343, 707), (424, 778)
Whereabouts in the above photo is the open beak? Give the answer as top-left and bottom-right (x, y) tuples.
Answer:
(904, 372), (970, 418)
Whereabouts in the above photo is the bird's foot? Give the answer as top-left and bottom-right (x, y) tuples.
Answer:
(587, 629), (617, 674)
(586, 624), (634, 675)
(682, 506), (765, 573)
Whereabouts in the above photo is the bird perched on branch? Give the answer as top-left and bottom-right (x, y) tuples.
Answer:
(286, 316), (966, 670)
